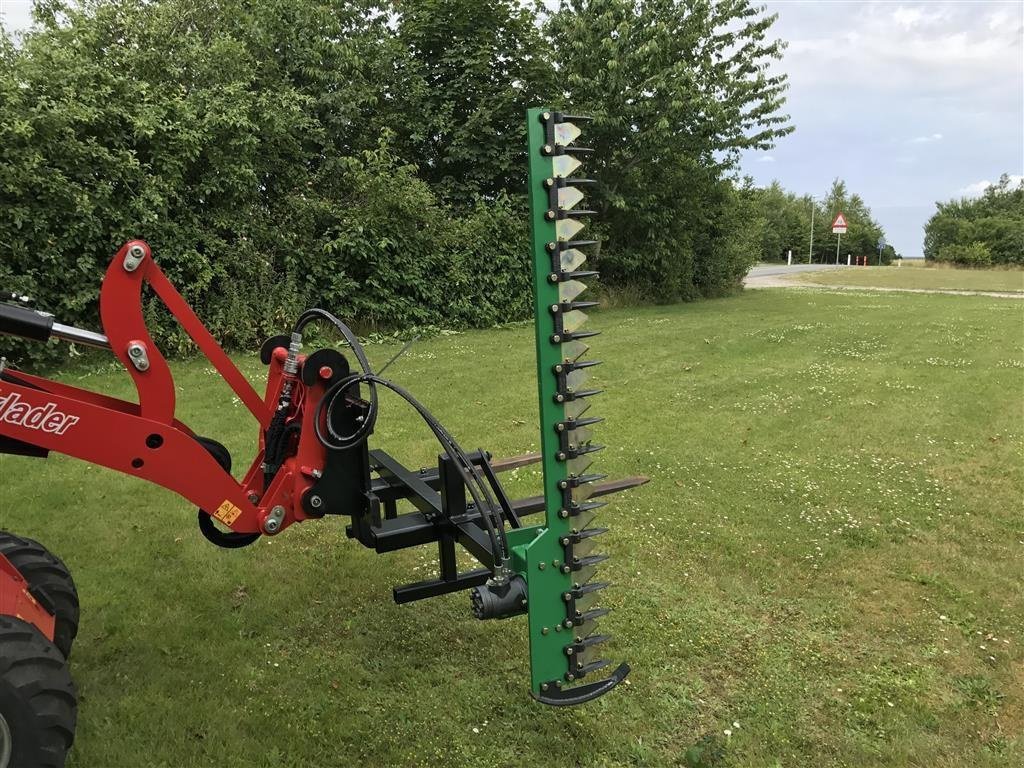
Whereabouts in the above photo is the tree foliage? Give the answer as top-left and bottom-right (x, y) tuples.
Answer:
(390, 0), (555, 202)
(548, 0), (792, 300)
(923, 175), (1024, 266)
(1, 0), (796, 364)
(744, 178), (897, 265)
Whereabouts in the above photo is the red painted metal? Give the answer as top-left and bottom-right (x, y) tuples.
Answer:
(0, 241), (331, 538)
(0, 554), (56, 639)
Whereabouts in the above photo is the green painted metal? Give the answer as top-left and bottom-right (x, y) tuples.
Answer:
(519, 106), (574, 694)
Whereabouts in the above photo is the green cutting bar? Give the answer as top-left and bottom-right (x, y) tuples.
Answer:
(507, 107), (629, 705)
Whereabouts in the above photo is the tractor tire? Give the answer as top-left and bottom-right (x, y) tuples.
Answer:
(0, 533), (79, 659)
(0, 615), (77, 768)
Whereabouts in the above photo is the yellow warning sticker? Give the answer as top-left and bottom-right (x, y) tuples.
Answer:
(213, 500), (242, 526)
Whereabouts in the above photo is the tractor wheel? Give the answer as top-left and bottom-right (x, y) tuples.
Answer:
(0, 533), (79, 659)
(0, 615), (77, 768)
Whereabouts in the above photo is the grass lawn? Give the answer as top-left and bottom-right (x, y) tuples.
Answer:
(793, 265), (1024, 293)
(2, 288), (1022, 767)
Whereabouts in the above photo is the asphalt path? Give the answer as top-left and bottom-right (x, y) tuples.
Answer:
(746, 263), (844, 278)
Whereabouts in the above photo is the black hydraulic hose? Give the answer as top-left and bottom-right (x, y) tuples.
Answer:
(319, 372), (510, 567)
(292, 308), (379, 447)
(290, 307), (509, 568)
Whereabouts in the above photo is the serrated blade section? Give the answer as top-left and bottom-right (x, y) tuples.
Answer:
(561, 310), (589, 333)
(567, 634), (611, 672)
(554, 121), (583, 146)
(556, 218), (586, 241)
(569, 500), (606, 532)
(565, 367), (591, 393)
(559, 279), (588, 303)
(566, 425), (593, 451)
(560, 339), (590, 362)
(573, 608), (609, 641)
(553, 155), (582, 178)
(563, 398), (592, 421)
(559, 248), (588, 272)
(568, 580), (610, 613)
(571, 554), (608, 587)
(569, 527), (608, 559)
(558, 186), (586, 210)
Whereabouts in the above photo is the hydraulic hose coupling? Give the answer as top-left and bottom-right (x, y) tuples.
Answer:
(283, 332), (303, 378)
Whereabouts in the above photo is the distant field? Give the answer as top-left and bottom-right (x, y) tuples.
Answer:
(2, 289), (1022, 767)
(793, 265), (1024, 293)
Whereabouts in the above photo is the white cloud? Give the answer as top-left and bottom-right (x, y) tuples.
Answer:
(958, 175), (1024, 197)
(778, 1), (1021, 109)
(908, 133), (943, 144)
(756, 155), (776, 163)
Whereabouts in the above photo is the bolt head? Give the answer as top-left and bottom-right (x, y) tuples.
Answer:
(310, 495), (323, 509)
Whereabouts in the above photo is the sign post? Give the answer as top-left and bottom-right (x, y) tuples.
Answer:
(831, 213), (848, 265)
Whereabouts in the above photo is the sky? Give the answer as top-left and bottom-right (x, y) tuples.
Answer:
(739, 0), (1024, 257)
(2, 1), (1022, 256)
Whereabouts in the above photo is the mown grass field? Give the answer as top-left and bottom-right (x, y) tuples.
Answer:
(793, 265), (1024, 293)
(2, 288), (1022, 767)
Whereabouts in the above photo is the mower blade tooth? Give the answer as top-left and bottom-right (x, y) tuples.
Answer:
(553, 155), (582, 178)
(573, 442), (605, 458)
(554, 121), (583, 147)
(571, 554), (609, 587)
(572, 581), (610, 612)
(575, 659), (614, 679)
(569, 634), (611, 671)
(560, 339), (590, 362)
(561, 309), (589, 333)
(562, 329), (601, 342)
(567, 413), (603, 426)
(559, 248), (588, 273)
(559, 279), (588, 303)
(558, 186), (586, 211)
(556, 218), (586, 241)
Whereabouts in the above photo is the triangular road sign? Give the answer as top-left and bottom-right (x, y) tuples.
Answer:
(831, 212), (848, 232)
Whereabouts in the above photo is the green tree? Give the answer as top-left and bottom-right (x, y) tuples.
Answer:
(924, 174), (1024, 265)
(548, 0), (792, 299)
(0, 0), (532, 365)
(390, 0), (555, 202)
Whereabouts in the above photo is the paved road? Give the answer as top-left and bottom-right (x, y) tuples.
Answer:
(746, 263), (843, 278)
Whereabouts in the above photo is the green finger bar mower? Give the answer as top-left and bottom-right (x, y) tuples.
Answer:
(474, 108), (639, 704)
